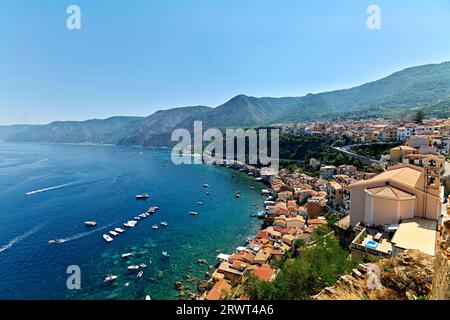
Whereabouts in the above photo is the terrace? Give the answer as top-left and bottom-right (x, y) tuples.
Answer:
(349, 225), (393, 260)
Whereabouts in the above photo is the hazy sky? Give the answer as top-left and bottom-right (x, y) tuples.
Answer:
(1, 0), (450, 125)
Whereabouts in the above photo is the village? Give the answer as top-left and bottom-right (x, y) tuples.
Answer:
(197, 116), (450, 300)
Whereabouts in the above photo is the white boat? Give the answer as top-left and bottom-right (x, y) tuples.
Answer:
(152, 225), (159, 230)
(103, 234), (113, 242)
(110, 230), (119, 237)
(189, 211), (198, 216)
(124, 221), (137, 227)
(121, 253), (132, 259)
(139, 213), (147, 218)
(48, 239), (65, 244)
(127, 265), (139, 270)
(161, 251), (170, 258)
(139, 263), (147, 268)
(160, 221), (168, 226)
(137, 271), (144, 278)
(145, 295), (151, 300)
(104, 274), (118, 283)
(115, 228), (125, 233)
(202, 184), (209, 188)
(136, 194), (149, 200)
(124, 282), (130, 287)
(134, 216), (141, 221)
(84, 221), (97, 227)
(197, 201), (203, 205)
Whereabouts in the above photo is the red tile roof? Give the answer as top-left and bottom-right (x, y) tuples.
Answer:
(205, 280), (232, 300)
(252, 264), (275, 282)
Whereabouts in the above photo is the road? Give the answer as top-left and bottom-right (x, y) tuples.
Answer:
(333, 145), (381, 165)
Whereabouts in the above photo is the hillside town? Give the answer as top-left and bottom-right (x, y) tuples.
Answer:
(198, 117), (450, 300)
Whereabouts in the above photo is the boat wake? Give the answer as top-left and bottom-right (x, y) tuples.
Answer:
(61, 223), (116, 242)
(26, 174), (132, 196)
(26, 180), (85, 195)
(0, 225), (44, 253)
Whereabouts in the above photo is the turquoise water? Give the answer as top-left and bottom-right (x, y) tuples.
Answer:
(0, 143), (264, 300)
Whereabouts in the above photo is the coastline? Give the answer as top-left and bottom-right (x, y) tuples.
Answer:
(193, 161), (269, 300)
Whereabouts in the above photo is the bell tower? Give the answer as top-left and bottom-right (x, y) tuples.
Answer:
(424, 156), (441, 192)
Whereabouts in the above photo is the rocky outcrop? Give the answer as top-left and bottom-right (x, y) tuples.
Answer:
(313, 249), (450, 300)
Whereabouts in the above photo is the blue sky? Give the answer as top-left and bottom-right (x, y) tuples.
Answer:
(1, 0), (450, 125)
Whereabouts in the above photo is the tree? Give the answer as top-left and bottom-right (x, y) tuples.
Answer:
(243, 228), (355, 300)
(414, 111), (425, 124)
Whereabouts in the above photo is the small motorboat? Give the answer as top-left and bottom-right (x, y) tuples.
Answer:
(121, 253), (132, 259)
(84, 221), (97, 227)
(115, 228), (125, 233)
(145, 295), (151, 300)
(48, 239), (65, 245)
(124, 221), (137, 228)
(161, 251), (170, 258)
(189, 211), (198, 216)
(139, 263), (147, 268)
(257, 210), (267, 219)
(127, 265), (139, 270)
(124, 282), (130, 287)
(202, 184), (209, 188)
(137, 271), (144, 278)
(109, 230), (119, 237)
(160, 221), (168, 227)
(139, 213), (147, 218)
(104, 274), (118, 283)
(197, 201), (203, 205)
(235, 192), (241, 198)
(152, 225), (159, 230)
(136, 194), (149, 200)
(103, 234), (113, 242)
(134, 216), (141, 221)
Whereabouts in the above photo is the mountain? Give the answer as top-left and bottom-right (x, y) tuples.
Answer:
(118, 106), (211, 147)
(420, 97), (450, 119)
(276, 61), (450, 122)
(2, 61), (450, 146)
(0, 125), (38, 142)
(6, 116), (144, 144)
(177, 95), (297, 128)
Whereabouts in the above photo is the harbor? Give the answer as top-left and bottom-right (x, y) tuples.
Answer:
(0, 143), (264, 300)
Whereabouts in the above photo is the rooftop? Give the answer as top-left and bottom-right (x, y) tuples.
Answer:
(391, 218), (437, 256)
(365, 185), (416, 201)
(351, 165), (423, 190)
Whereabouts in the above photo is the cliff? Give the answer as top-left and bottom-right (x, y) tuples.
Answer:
(313, 249), (450, 300)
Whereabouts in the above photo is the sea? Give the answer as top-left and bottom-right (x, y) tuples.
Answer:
(0, 142), (265, 300)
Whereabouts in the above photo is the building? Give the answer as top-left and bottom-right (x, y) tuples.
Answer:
(327, 180), (343, 209)
(204, 280), (232, 300)
(319, 166), (336, 179)
(306, 196), (327, 219)
(344, 160), (442, 262)
(389, 146), (418, 163)
(349, 161), (442, 227)
(380, 127), (398, 142)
